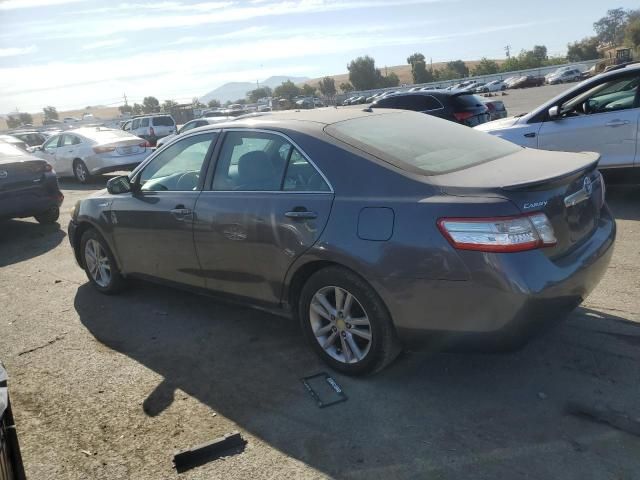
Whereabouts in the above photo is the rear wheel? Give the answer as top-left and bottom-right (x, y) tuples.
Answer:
(299, 266), (401, 375)
(80, 229), (125, 294)
(34, 206), (59, 224)
(73, 159), (91, 184)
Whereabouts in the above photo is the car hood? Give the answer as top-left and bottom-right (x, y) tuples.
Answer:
(474, 115), (522, 131)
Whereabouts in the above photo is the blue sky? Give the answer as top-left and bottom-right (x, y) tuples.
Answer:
(0, 0), (636, 113)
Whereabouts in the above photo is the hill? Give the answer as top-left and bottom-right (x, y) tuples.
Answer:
(200, 75), (309, 104)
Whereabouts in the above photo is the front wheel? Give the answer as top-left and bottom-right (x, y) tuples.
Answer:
(34, 206), (59, 224)
(80, 229), (125, 294)
(299, 266), (401, 375)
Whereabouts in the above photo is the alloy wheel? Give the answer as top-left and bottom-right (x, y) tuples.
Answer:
(75, 162), (87, 182)
(309, 286), (372, 364)
(84, 238), (111, 287)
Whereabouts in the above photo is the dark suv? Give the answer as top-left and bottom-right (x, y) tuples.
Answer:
(370, 90), (490, 127)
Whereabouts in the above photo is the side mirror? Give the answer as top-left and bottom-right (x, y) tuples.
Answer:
(548, 105), (560, 119)
(106, 175), (132, 194)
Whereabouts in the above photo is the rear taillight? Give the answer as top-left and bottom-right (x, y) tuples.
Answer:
(598, 171), (606, 205)
(485, 102), (496, 112)
(149, 126), (155, 137)
(93, 145), (116, 154)
(437, 213), (557, 253)
(453, 111), (474, 122)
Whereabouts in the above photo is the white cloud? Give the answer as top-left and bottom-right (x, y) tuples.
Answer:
(0, 45), (37, 57)
(81, 38), (126, 50)
(0, 0), (85, 10)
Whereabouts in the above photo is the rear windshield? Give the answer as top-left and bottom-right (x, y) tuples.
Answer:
(452, 94), (486, 108)
(152, 116), (175, 126)
(324, 112), (520, 175)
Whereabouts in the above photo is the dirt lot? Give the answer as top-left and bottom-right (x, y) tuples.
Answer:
(1, 173), (639, 479)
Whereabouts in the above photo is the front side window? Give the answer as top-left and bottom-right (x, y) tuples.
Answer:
(562, 74), (639, 115)
(212, 131), (290, 191)
(131, 119), (140, 129)
(140, 118), (149, 128)
(61, 135), (80, 146)
(139, 133), (216, 191)
(43, 136), (60, 152)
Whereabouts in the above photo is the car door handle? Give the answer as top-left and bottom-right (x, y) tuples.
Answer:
(605, 119), (630, 127)
(285, 210), (317, 219)
(524, 132), (536, 138)
(170, 207), (192, 219)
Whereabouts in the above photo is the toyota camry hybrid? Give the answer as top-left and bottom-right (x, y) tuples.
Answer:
(68, 109), (615, 375)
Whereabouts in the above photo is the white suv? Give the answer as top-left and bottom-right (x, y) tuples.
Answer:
(123, 115), (176, 146)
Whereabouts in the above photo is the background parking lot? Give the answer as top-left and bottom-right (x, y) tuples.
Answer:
(1, 90), (639, 477)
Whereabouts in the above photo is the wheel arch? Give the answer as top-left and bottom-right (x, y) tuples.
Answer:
(72, 219), (123, 272)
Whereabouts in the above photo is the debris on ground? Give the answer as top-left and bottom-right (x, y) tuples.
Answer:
(173, 431), (247, 473)
(567, 401), (640, 438)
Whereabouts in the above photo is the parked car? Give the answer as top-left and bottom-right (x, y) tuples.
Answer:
(478, 80), (507, 92)
(547, 68), (582, 85)
(63, 117), (79, 124)
(510, 76), (545, 89)
(0, 135), (28, 152)
(458, 81), (484, 92)
(483, 99), (508, 120)
(156, 117), (233, 149)
(371, 90), (490, 127)
(475, 63), (640, 173)
(0, 142), (63, 224)
(502, 76), (520, 88)
(67, 109), (614, 375)
(42, 118), (63, 126)
(0, 362), (26, 480)
(9, 131), (47, 147)
(365, 92), (384, 102)
(33, 127), (151, 183)
(128, 114), (177, 146)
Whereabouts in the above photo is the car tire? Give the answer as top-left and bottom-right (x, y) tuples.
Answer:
(299, 266), (401, 376)
(80, 228), (125, 294)
(73, 159), (91, 184)
(34, 206), (59, 224)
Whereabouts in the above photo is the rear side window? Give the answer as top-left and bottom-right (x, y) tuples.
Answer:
(153, 116), (175, 126)
(374, 96), (398, 108)
(325, 112), (521, 175)
(140, 118), (149, 128)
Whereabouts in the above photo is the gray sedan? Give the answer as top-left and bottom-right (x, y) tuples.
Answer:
(68, 109), (615, 375)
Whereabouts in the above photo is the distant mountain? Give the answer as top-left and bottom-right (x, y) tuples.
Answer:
(200, 75), (309, 104)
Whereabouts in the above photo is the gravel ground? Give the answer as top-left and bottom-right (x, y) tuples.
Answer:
(1, 150), (640, 478)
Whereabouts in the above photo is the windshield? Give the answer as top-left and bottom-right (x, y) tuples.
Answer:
(325, 112), (520, 175)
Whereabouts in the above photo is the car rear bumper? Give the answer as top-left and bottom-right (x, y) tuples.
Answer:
(86, 151), (151, 175)
(0, 176), (63, 220)
(375, 207), (616, 349)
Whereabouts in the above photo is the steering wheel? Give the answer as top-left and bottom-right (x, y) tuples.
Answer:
(175, 171), (199, 191)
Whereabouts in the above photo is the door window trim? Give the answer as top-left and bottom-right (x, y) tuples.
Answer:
(205, 128), (334, 194)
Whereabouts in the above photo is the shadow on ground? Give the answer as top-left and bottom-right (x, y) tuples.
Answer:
(0, 219), (65, 267)
(58, 174), (119, 192)
(75, 281), (640, 479)
(605, 185), (640, 221)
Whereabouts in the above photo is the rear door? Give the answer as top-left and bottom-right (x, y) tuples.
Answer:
(193, 129), (334, 305)
(109, 132), (218, 286)
(537, 72), (640, 168)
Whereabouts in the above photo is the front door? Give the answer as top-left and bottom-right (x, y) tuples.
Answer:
(55, 134), (82, 175)
(537, 72), (640, 168)
(109, 132), (218, 286)
(193, 130), (334, 305)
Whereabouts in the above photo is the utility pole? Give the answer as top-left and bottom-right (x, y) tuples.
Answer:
(504, 45), (511, 59)
(123, 92), (128, 106)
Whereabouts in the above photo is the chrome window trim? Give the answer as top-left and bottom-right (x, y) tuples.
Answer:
(212, 127), (334, 194)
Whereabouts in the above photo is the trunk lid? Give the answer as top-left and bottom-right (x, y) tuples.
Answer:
(430, 148), (604, 258)
(0, 158), (51, 193)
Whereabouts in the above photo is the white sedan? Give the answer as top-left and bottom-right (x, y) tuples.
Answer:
(477, 80), (506, 92)
(475, 64), (640, 171)
(34, 127), (152, 183)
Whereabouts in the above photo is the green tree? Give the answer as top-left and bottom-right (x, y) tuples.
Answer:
(347, 55), (381, 90)
(379, 72), (400, 88)
(273, 80), (302, 100)
(302, 84), (316, 96)
(594, 8), (629, 45)
(248, 87), (272, 103)
(6, 116), (21, 128)
(192, 97), (205, 108)
(339, 82), (354, 93)
(162, 99), (178, 112)
(625, 16), (640, 48)
(567, 37), (600, 61)
(132, 103), (143, 115)
(207, 99), (221, 108)
(318, 76), (336, 97)
(472, 57), (500, 76)
(406, 52), (425, 65)
(445, 60), (469, 78)
(407, 53), (434, 84)
(43, 106), (58, 120)
(142, 96), (160, 113)
(18, 112), (33, 125)
(118, 104), (133, 115)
